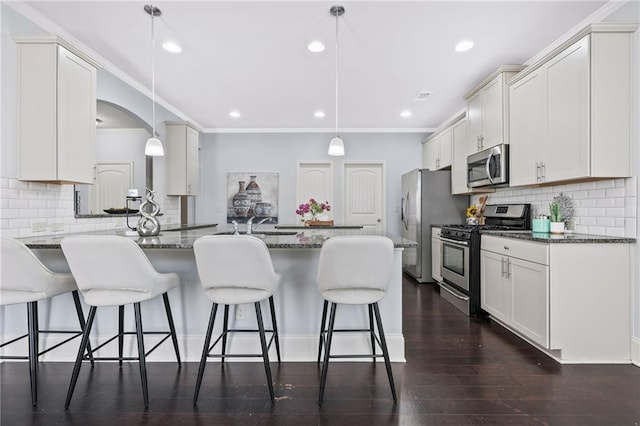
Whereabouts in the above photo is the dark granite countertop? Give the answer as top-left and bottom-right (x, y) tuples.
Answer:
(18, 225), (416, 250)
(275, 224), (364, 229)
(481, 230), (635, 244)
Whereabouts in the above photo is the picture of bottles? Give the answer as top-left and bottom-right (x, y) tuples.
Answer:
(227, 172), (278, 224)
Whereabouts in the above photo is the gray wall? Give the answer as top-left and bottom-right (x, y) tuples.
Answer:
(194, 132), (425, 236)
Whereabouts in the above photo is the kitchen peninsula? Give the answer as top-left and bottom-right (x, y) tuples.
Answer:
(9, 226), (416, 363)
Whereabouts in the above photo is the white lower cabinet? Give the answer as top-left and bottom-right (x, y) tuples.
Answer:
(481, 235), (631, 362)
(431, 227), (442, 282)
(481, 238), (549, 347)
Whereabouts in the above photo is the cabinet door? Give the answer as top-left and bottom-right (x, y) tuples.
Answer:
(451, 120), (469, 194)
(466, 92), (483, 152)
(422, 139), (438, 170)
(481, 76), (504, 149)
(437, 127), (452, 169)
(510, 257), (549, 347)
(431, 237), (442, 282)
(509, 70), (543, 187)
(544, 37), (589, 183)
(480, 250), (510, 322)
(186, 126), (199, 195)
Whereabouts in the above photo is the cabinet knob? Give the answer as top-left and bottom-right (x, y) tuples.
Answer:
(377, 218), (382, 223)
(504, 246), (509, 250)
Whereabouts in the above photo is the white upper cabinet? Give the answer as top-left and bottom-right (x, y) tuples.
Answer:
(509, 24), (636, 187)
(16, 36), (99, 184)
(422, 123), (453, 171)
(464, 66), (523, 153)
(165, 122), (199, 196)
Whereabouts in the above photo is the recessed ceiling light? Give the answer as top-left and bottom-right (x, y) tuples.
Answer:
(162, 42), (182, 53)
(455, 40), (474, 52)
(400, 110), (412, 118)
(314, 110), (326, 118)
(308, 41), (325, 53)
(229, 110), (241, 118)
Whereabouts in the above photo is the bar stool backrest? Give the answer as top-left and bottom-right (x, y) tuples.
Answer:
(316, 236), (394, 294)
(61, 235), (162, 294)
(1, 238), (70, 302)
(193, 235), (279, 293)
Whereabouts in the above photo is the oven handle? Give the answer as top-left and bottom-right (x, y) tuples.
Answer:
(440, 282), (470, 301)
(440, 237), (469, 247)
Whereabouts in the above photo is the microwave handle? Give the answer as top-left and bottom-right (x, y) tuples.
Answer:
(485, 154), (495, 184)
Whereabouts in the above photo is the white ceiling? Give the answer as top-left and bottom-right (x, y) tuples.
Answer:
(11, 1), (617, 132)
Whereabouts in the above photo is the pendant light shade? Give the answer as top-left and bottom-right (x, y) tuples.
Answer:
(328, 136), (344, 156)
(145, 137), (164, 156)
(328, 5), (345, 156)
(144, 4), (164, 157)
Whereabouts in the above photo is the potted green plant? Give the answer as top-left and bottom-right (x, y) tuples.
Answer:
(549, 201), (564, 234)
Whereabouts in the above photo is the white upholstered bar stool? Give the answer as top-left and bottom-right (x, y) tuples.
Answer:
(316, 235), (397, 406)
(0, 238), (91, 406)
(60, 235), (181, 408)
(192, 235), (281, 403)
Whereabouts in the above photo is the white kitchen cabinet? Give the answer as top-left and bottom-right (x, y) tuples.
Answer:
(508, 24), (634, 187)
(481, 234), (631, 362)
(16, 36), (99, 184)
(165, 122), (199, 196)
(422, 127), (452, 170)
(431, 227), (442, 282)
(464, 66), (523, 153)
(481, 236), (549, 346)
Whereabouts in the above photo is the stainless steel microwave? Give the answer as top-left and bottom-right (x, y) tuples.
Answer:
(467, 144), (509, 188)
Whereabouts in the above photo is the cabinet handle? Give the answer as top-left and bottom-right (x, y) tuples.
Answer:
(501, 257), (506, 277)
(477, 136), (481, 151)
(480, 135), (484, 150)
(536, 162), (541, 182)
(507, 259), (512, 278)
(542, 163), (546, 181)
(503, 246), (509, 250)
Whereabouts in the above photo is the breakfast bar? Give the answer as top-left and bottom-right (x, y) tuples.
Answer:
(2, 226), (416, 363)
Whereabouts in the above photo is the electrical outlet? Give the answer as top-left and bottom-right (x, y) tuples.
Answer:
(235, 304), (246, 320)
(32, 222), (47, 232)
(51, 222), (65, 232)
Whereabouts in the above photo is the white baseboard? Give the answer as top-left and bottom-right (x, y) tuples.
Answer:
(632, 336), (640, 367)
(1, 333), (406, 363)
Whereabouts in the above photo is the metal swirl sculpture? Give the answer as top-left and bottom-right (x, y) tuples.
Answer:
(137, 188), (161, 236)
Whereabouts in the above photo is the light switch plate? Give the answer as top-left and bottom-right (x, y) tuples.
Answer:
(31, 222), (47, 232)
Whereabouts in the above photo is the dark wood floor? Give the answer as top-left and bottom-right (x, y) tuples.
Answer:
(2, 275), (640, 425)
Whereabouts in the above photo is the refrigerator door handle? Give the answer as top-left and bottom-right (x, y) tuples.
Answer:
(402, 193), (409, 231)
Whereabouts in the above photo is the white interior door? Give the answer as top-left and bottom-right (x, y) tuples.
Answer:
(89, 163), (132, 213)
(343, 162), (385, 233)
(296, 161), (333, 216)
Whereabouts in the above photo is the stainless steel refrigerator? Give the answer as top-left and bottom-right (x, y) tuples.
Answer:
(401, 169), (468, 283)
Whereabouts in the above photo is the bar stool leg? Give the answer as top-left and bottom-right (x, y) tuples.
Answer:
(193, 303), (218, 405)
(318, 302), (337, 407)
(373, 303), (397, 404)
(27, 301), (38, 406)
(317, 300), (328, 364)
(118, 305), (124, 367)
(162, 293), (181, 365)
(254, 302), (274, 401)
(221, 305), (229, 364)
(133, 302), (149, 407)
(65, 306), (97, 409)
(368, 304), (376, 363)
(71, 290), (94, 365)
(268, 296), (281, 364)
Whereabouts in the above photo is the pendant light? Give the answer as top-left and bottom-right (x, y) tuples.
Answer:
(328, 5), (345, 156)
(144, 4), (164, 156)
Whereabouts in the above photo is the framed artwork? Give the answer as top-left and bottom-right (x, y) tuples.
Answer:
(227, 172), (279, 224)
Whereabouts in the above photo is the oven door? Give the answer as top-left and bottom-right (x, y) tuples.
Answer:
(440, 237), (470, 292)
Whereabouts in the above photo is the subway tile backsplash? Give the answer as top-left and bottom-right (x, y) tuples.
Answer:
(471, 177), (637, 238)
(0, 178), (180, 238)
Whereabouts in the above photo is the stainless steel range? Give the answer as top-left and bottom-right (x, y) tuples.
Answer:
(439, 204), (531, 316)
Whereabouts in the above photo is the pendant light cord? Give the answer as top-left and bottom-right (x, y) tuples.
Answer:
(334, 11), (339, 138)
(150, 4), (156, 138)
